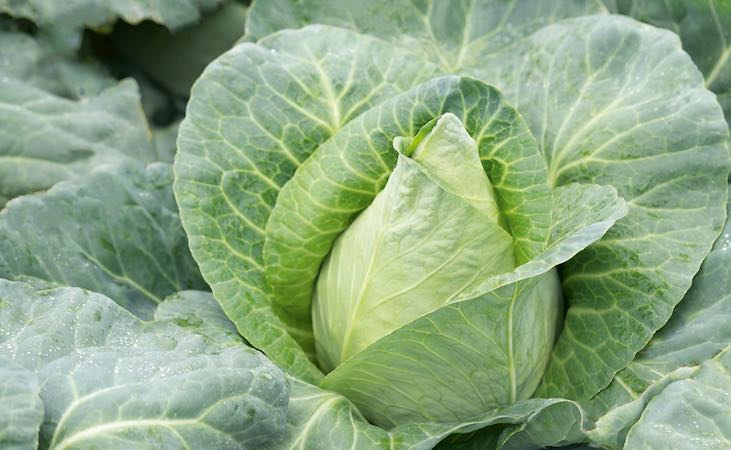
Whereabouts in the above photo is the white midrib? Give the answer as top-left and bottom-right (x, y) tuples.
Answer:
(76, 247), (161, 304)
(302, 46), (341, 128)
(506, 288), (519, 403)
(288, 397), (339, 449)
(51, 383), (126, 446)
(51, 418), (200, 450)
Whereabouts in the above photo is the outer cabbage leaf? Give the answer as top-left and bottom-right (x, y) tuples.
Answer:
(0, 79), (158, 207)
(0, 30), (113, 99)
(155, 290), (244, 347)
(0, 162), (206, 319)
(0, 279), (288, 449)
(280, 379), (590, 450)
(622, 348), (731, 449)
(0, 29), (172, 177)
(0, 0), (223, 50)
(0, 356), (43, 450)
(579, 183), (731, 449)
(609, 0), (731, 125)
(245, 0), (608, 71)
(436, 399), (587, 450)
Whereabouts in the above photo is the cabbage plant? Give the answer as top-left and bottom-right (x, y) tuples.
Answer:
(0, 0), (730, 449)
(172, 0), (730, 446)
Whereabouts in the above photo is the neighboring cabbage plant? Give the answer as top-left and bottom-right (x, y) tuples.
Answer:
(174, 0), (730, 447)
